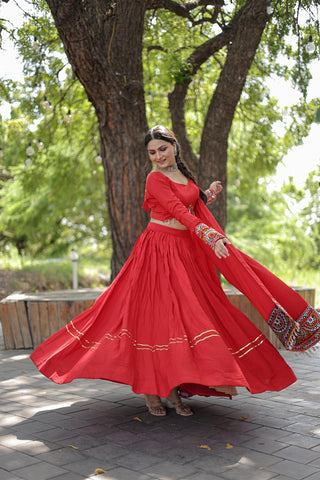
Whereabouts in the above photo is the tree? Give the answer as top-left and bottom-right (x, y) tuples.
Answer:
(1, 0), (319, 277)
(0, 77), (109, 257)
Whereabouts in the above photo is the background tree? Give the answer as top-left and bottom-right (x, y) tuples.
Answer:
(0, 75), (108, 257)
(0, 0), (319, 278)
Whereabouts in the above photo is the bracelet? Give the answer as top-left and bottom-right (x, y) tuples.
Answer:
(195, 223), (225, 250)
(204, 188), (217, 204)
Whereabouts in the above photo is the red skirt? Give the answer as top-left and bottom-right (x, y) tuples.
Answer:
(31, 223), (297, 397)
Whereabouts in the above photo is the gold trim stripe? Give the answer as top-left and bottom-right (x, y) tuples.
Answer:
(104, 328), (220, 351)
(66, 322), (266, 357)
(237, 337), (266, 358)
(66, 324), (99, 350)
(65, 324), (220, 352)
(231, 334), (266, 359)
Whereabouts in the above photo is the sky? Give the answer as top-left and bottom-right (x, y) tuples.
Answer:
(0, 1), (319, 191)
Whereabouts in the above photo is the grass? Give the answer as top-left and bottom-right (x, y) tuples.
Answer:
(0, 252), (111, 296)
(1, 251), (319, 307)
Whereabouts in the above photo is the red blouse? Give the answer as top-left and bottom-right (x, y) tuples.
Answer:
(142, 171), (201, 231)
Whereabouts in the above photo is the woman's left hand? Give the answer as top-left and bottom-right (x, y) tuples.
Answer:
(209, 181), (223, 194)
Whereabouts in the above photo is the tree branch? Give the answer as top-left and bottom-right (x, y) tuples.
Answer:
(199, 0), (268, 227)
(168, 27), (235, 170)
(145, 0), (223, 20)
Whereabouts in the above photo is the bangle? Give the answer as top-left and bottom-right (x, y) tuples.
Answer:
(195, 223), (225, 249)
(205, 188), (217, 204)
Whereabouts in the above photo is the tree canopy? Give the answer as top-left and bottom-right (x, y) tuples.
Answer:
(0, 0), (319, 274)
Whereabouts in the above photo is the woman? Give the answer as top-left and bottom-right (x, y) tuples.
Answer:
(31, 125), (320, 417)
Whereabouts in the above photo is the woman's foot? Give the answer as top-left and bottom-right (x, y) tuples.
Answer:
(144, 394), (167, 416)
(166, 387), (194, 416)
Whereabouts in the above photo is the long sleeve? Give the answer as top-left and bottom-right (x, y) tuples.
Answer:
(144, 172), (225, 250)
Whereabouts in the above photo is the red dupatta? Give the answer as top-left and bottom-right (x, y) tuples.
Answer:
(194, 199), (320, 352)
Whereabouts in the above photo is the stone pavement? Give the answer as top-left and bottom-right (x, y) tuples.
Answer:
(0, 347), (319, 480)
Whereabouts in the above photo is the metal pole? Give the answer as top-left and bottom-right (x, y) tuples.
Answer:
(70, 249), (79, 289)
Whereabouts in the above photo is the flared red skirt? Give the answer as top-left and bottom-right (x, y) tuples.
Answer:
(31, 223), (297, 397)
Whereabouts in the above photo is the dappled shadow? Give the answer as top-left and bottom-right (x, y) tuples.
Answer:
(1, 349), (320, 479)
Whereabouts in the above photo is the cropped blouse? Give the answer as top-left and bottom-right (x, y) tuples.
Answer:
(142, 172), (225, 249)
(142, 171), (200, 230)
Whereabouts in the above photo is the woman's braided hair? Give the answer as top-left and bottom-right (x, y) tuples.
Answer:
(144, 125), (207, 204)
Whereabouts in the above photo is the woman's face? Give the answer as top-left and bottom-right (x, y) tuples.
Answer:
(147, 139), (176, 169)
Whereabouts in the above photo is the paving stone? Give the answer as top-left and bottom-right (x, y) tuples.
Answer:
(37, 447), (90, 466)
(0, 414), (27, 428)
(273, 445), (320, 464)
(0, 451), (39, 470)
(0, 468), (23, 480)
(0, 434), (58, 454)
(98, 466), (154, 480)
(260, 476), (293, 480)
(12, 461), (68, 480)
(247, 426), (291, 441)
(145, 460), (197, 479)
(241, 437), (288, 454)
(45, 473), (86, 480)
(62, 457), (113, 476)
(302, 473), (320, 480)
(32, 427), (80, 443)
(280, 433), (320, 449)
(94, 427), (141, 446)
(183, 473), (227, 480)
(267, 459), (320, 479)
(113, 451), (162, 470)
(58, 433), (105, 449)
(236, 449), (281, 468)
(289, 414), (320, 426)
(88, 442), (130, 461)
(0, 403), (24, 413)
(215, 464), (277, 480)
(309, 456), (320, 469)
(0, 348), (320, 480)
(10, 420), (56, 435)
(183, 455), (230, 475)
(0, 445), (15, 456)
(283, 422), (320, 435)
(129, 438), (174, 457)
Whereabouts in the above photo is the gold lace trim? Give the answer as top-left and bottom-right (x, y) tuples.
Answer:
(66, 321), (266, 356)
(66, 321), (219, 351)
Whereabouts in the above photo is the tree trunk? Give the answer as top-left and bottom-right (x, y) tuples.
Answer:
(198, 0), (268, 230)
(45, 0), (268, 277)
(46, 0), (149, 277)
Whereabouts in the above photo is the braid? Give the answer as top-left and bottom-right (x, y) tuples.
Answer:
(175, 143), (207, 204)
(144, 125), (207, 204)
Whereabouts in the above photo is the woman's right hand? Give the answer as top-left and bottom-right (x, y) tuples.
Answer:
(214, 238), (231, 259)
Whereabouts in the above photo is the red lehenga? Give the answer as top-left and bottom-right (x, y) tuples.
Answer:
(30, 172), (320, 398)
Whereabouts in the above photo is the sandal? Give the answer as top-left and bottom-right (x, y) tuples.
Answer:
(144, 394), (167, 417)
(166, 388), (194, 416)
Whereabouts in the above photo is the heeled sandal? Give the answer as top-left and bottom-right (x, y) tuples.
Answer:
(144, 395), (167, 416)
(166, 397), (194, 416)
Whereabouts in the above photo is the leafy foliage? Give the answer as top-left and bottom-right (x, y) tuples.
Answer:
(0, 71), (108, 256)
(0, 0), (319, 275)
